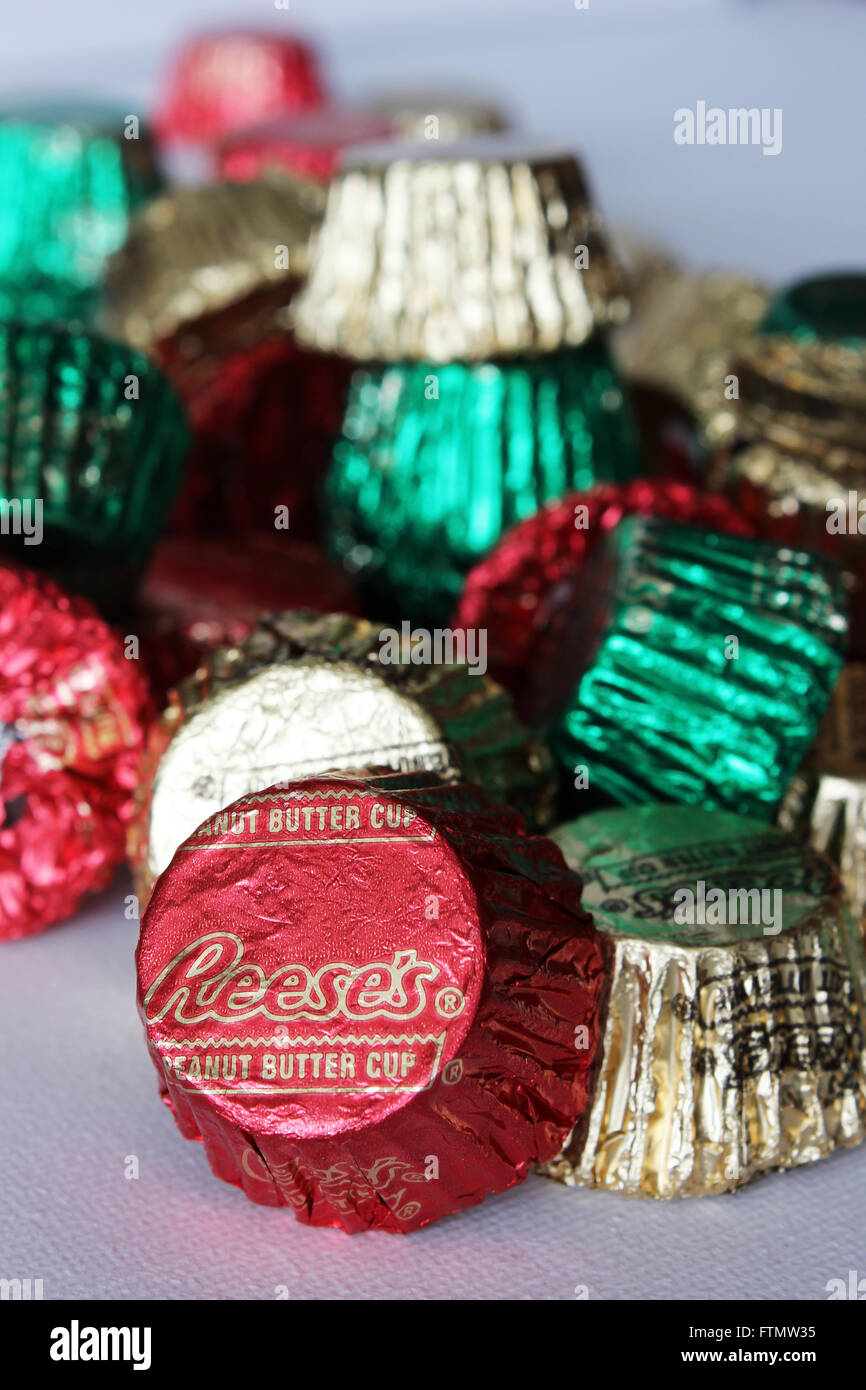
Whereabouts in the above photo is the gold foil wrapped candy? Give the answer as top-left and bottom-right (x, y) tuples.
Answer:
(129, 610), (554, 900)
(540, 805), (866, 1197)
(709, 335), (866, 654)
(779, 664), (866, 924)
(614, 269), (769, 449)
(102, 176), (324, 351)
(291, 139), (629, 362)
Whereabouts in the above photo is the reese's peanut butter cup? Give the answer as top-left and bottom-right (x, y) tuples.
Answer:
(552, 515), (848, 819)
(216, 107), (396, 183)
(613, 268), (769, 450)
(540, 805), (866, 1197)
(762, 273), (866, 345)
(325, 347), (644, 626)
(453, 478), (754, 723)
(154, 31), (325, 146)
(129, 611), (554, 901)
(292, 139), (628, 362)
(136, 768), (607, 1232)
(0, 564), (149, 942)
(0, 102), (164, 322)
(0, 321), (189, 609)
(709, 335), (866, 654)
(779, 663), (866, 924)
(102, 178), (322, 352)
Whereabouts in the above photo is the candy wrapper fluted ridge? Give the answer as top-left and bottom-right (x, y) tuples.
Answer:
(0, 565), (149, 941)
(136, 767), (608, 1232)
(128, 610), (555, 902)
(540, 805), (866, 1196)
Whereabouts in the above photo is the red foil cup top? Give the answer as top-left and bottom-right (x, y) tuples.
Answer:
(0, 565), (149, 941)
(216, 107), (396, 183)
(136, 769), (606, 1232)
(155, 31), (325, 146)
(135, 535), (359, 697)
(454, 477), (755, 725)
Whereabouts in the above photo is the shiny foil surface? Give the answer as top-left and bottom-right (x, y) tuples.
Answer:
(102, 178), (322, 351)
(154, 31), (325, 146)
(613, 269), (769, 450)
(165, 333), (352, 542)
(129, 611), (555, 901)
(453, 478), (754, 724)
(133, 535), (359, 698)
(541, 805), (866, 1196)
(216, 108), (397, 183)
(779, 664), (866, 924)
(292, 140), (629, 362)
(0, 103), (164, 322)
(0, 322), (189, 610)
(553, 516), (848, 819)
(325, 346), (644, 626)
(762, 272), (866, 344)
(710, 335), (866, 655)
(136, 768), (607, 1232)
(0, 565), (148, 941)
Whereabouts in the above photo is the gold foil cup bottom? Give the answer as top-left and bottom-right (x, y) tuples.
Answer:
(540, 807), (866, 1197)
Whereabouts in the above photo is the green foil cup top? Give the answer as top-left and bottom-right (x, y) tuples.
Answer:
(0, 103), (164, 323)
(555, 804), (844, 946)
(0, 320), (189, 605)
(762, 273), (866, 346)
(325, 344), (644, 626)
(553, 515), (848, 820)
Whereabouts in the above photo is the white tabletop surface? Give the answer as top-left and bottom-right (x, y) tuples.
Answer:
(1, 0), (865, 1301)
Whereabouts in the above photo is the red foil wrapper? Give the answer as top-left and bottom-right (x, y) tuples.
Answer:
(160, 333), (352, 542)
(155, 31), (325, 146)
(454, 478), (754, 725)
(216, 107), (396, 183)
(0, 566), (149, 942)
(134, 535), (360, 698)
(136, 769), (607, 1233)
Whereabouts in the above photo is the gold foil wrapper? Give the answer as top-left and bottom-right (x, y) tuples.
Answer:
(102, 176), (324, 350)
(613, 269), (769, 448)
(291, 140), (629, 362)
(367, 93), (509, 142)
(779, 664), (866, 924)
(539, 807), (866, 1197)
(129, 610), (554, 900)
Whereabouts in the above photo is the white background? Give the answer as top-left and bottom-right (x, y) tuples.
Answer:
(1, 0), (865, 1301)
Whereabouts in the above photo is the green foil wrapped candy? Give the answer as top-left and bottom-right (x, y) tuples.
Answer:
(0, 103), (164, 322)
(761, 272), (866, 345)
(0, 321), (189, 609)
(552, 516), (848, 819)
(325, 344), (644, 625)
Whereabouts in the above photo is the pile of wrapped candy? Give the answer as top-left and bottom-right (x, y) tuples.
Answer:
(2, 28), (865, 1234)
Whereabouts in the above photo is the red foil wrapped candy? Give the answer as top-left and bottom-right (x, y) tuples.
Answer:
(454, 477), (754, 725)
(216, 107), (396, 184)
(0, 566), (148, 942)
(136, 769), (607, 1233)
(155, 31), (325, 147)
(134, 534), (359, 696)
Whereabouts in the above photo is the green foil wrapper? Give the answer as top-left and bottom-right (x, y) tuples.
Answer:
(762, 273), (866, 345)
(325, 344), (644, 625)
(552, 516), (848, 819)
(540, 804), (866, 1196)
(0, 321), (189, 608)
(0, 104), (164, 323)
